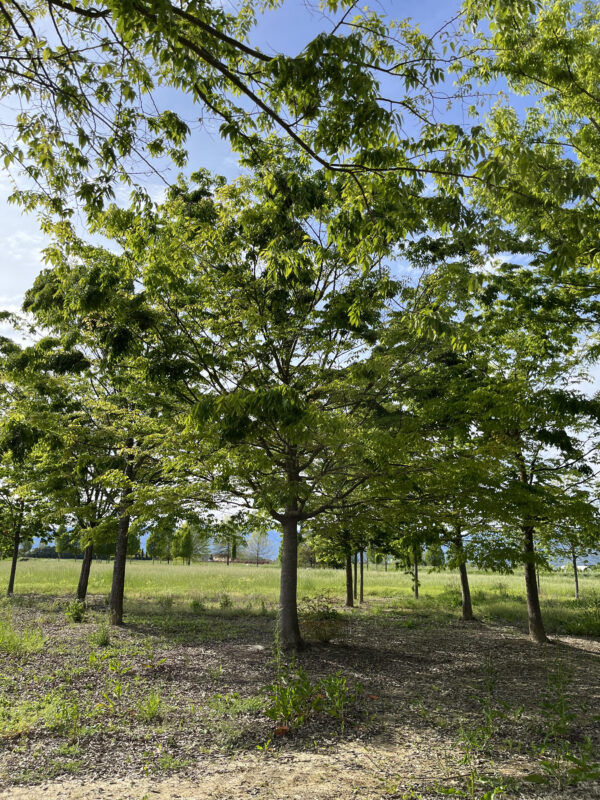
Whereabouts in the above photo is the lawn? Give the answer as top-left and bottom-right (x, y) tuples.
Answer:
(2, 558), (599, 636)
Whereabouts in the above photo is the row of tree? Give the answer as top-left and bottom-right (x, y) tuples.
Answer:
(1, 0), (600, 649)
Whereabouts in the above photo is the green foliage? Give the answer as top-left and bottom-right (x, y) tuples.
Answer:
(263, 649), (362, 731)
(298, 594), (345, 642)
(89, 623), (111, 648)
(136, 690), (164, 723)
(0, 616), (44, 654)
(64, 600), (86, 623)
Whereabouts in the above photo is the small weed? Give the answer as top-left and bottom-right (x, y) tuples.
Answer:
(89, 623), (111, 647)
(157, 595), (174, 613)
(156, 753), (193, 771)
(65, 600), (86, 623)
(43, 694), (81, 740)
(0, 617), (44, 654)
(136, 689), (163, 723)
(299, 593), (345, 642)
(262, 645), (361, 730)
(219, 594), (232, 609)
(207, 692), (263, 716)
(190, 598), (204, 613)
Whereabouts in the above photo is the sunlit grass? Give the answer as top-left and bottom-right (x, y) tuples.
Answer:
(1, 558), (598, 635)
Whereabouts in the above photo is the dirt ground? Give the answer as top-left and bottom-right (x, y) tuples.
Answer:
(1, 597), (599, 799)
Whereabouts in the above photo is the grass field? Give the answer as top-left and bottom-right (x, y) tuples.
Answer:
(2, 558), (600, 636)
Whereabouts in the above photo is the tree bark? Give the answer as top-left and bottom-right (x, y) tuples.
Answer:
(279, 512), (303, 650)
(110, 512), (131, 625)
(7, 502), (23, 597)
(454, 531), (473, 621)
(523, 525), (548, 643)
(413, 545), (419, 600)
(345, 551), (353, 607)
(572, 545), (579, 601)
(77, 543), (94, 601)
(353, 553), (358, 600)
(359, 549), (364, 604)
(226, 542), (230, 566)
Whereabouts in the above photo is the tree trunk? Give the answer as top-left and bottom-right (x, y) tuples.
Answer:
(77, 543), (94, 601)
(454, 532), (473, 621)
(413, 546), (419, 600)
(279, 512), (303, 650)
(7, 502), (23, 597)
(226, 542), (230, 566)
(110, 511), (131, 625)
(345, 551), (353, 607)
(384, 557), (387, 572)
(572, 545), (579, 601)
(353, 553), (358, 600)
(523, 525), (547, 643)
(359, 549), (364, 604)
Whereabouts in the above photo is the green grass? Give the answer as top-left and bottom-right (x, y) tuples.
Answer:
(1, 559), (599, 635)
(0, 615), (44, 654)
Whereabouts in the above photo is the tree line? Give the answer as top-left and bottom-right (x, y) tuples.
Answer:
(1, 0), (600, 649)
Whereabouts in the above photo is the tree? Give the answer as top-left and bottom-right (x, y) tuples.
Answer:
(173, 522), (194, 565)
(244, 529), (272, 566)
(0, 0), (480, 222)
(38, 149), (402, 648)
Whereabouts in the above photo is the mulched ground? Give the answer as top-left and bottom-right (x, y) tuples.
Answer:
(0, 595), (598, 799)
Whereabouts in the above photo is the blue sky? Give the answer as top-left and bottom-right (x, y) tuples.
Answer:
(0, 0), (465, 318)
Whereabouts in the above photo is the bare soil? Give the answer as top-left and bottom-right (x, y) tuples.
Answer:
(0, 596), (598, 799)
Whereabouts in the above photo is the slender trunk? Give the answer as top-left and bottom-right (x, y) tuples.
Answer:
(384, 557), (387, 572)
(523, 525), (547, 643)
(413, 545), (419, 600)
(226, 542), (230, 566)
(353, 553), (358, 600)
(279, 512), (303, 650)
(77, 543), (94, 601)
(345, 551), (354, 607)
(7, 502), (23, 597)
(572, 545), (579, 601)
(359, 549), (364, 604)
(110, 512), (131, 625)
(231, 541), (237, 562)
(454, 531), (473, 621)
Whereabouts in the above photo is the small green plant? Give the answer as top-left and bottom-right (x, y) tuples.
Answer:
(157, 595), (174, 613)
(263, 642), (361, 730)
(65, 600), (86, 623)
(298, 593), (344, 642)
(207, 692), (263, 716)
(317, 671), (362, 731)
(136, 689), (163, 723)
(219, 593), (232, 609)
(0, 617), (44, 654)
(43, 694), (81, 740)
(89, 623), (111, 647)
(190, 598), (204, 613)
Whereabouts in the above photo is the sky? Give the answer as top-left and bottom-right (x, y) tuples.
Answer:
(0, 0), (465, 322)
